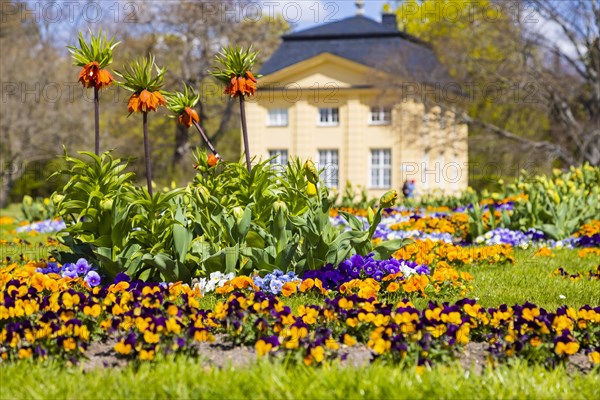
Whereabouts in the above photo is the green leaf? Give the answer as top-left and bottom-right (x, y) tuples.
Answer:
(372, 239), (412, 260)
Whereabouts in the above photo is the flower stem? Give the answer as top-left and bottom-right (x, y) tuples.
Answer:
(143, 111), (153, 197)
(192, 120), (220, 159)
(94, 86), (99, 155)
(239, 95), (251, 171)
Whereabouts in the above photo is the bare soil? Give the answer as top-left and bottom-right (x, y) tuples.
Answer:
(79, 339), (597, 373)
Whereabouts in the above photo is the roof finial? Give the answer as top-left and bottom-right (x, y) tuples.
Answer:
(355, 0), (365, 16)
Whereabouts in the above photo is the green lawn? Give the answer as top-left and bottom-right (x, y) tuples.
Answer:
(461, 248), (600, 309)
(1, 358), (598, 400)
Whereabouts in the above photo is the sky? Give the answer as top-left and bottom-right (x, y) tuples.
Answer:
(272, 0), (580, 56)
(263, 0), (391, 31)
(11, 0), (580, 57)
(14, 1), (391, 45)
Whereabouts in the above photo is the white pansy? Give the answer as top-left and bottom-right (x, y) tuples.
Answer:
(194, 272), (236, 295)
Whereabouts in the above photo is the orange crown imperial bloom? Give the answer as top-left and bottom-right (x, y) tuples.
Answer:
(179, 106), (199, 128)
(224, 71), (257, 97)
(128, 89), (166, 113)
(207, 153), (219, 167)
(78, 61), (114, 90)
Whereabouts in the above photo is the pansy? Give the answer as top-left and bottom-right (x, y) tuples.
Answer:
(61, 265), (78, 279)
(75, 259), (91, 275)
(84, 271), (101, 287)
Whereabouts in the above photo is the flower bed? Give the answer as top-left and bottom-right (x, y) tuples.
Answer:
(1, 261), (599, 369)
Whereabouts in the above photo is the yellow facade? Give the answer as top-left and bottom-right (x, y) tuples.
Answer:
(246, 53), (468, 198)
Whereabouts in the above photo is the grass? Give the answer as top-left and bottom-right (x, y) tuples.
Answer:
(1, 358), (599, 400)
(405, 248), (600, 310)
(1, 203), (599, 399)
(1, 204), (65, 262)
(462, 248), (600, 309)
(198, 249), (600, 311)
(0, 203), (21, 219)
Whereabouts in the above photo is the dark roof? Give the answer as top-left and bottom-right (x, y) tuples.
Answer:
(282, 14), (405, 39)
(260, 15), (452, 86)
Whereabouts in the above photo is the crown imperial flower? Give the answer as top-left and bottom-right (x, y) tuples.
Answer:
(78, 61), (115, 89)
(115, 55), (166, 114)
(207, 153), (219, 167)
(179, 107), (200, 128)
(127, 89), (166, 113)
(210, 46), (261, 98)
(165, 84), (201, 127)
(68, 30), (119, 90)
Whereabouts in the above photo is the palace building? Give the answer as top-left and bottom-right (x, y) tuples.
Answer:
(245, 7), (468, 197)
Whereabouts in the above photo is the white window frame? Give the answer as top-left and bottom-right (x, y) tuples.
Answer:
(266, 108), (288, 127)
(369, 106), (392, 125)
(369, 149), (391, 189)
(318, 149), (339, 188)
(317, 107), (339, 126)
(268, 150), (288, 168)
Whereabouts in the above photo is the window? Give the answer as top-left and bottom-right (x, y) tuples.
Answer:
(370, 149), (391, 189)
(318, 150), (339, 188)
(268, 150), (288, 167)
(318, 108), (339, 126)
(369, 107), (392, 125)
(267, 108), (288, 126)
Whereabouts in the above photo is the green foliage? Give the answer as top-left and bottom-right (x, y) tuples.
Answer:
(210, 46), (260, 82)
(67, 29), (119, 68)
(20, 195), (56, 222)
(405, 189), (479, 209)
(114, 54), (166, 93)
(331, 182), (377, 209)
(500, 164), (600, 239)
(395, 0), (510, 78)
(191, 153), (409, 274)
(461, 164), (599, 240)
(165, 83), (200, 115)
(51, 150), (136, 277)
(53, 151), (410, 282)
(465, 202), (506, 242)
(52, 151), (204, 282)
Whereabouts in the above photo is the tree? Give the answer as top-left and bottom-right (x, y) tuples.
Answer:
(0, 1), (89, 207)
(520, 0), (600, 166)
(154, 2), (289, 172)
(391, 0), (599, 178)
(1, 1), (290, 205)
